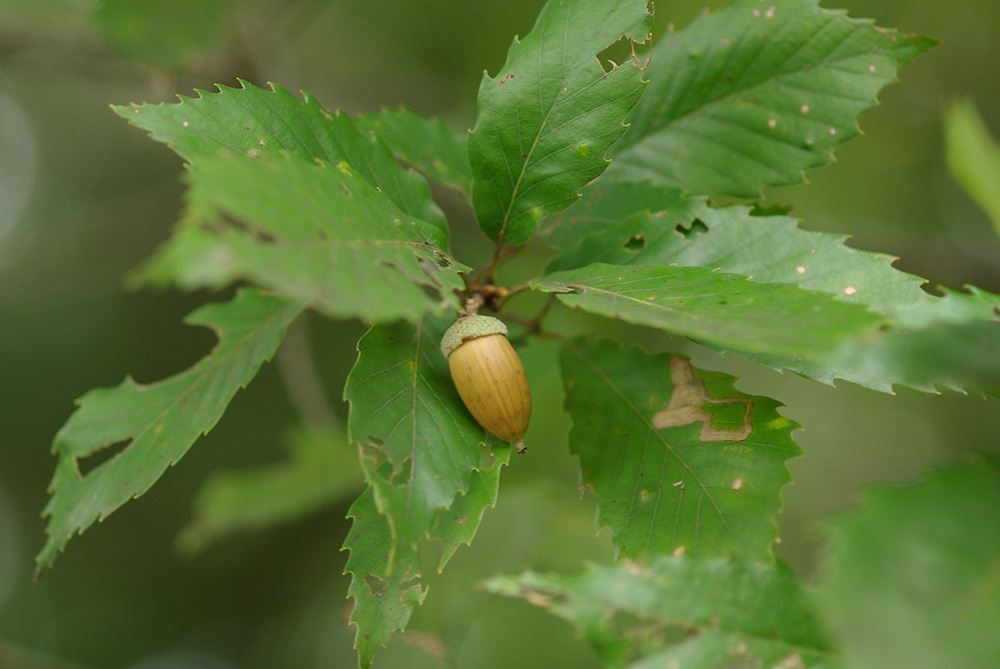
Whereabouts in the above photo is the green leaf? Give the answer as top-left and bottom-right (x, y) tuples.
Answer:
(343, 487), (427, 669)
(356, 106), (473, 199)
(560, 340), (799, 561)
(546, 181), (928, 316)
(484, 556), (833, 668)
(610, 0), (936, 197)
(832, 287), (1000, 394)
(945, 98), (1000, 238)
(467, 0), (652, 246)
(540, 179), (705, 253)
(343, 314), (490, 571)
(114, 80), (446, 235)
(176, 425), (363, 555)
(94, 0), (228, 69)
(344, 446), (511, 669)
(820, 457), (1000, 669)
(36, 289), (304, 575)
(541, 180), (998, 393)
(138, 157), (467, 325)
(536, 263), (883, 359)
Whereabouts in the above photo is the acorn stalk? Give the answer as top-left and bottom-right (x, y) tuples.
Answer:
(441, 314), (531, 452)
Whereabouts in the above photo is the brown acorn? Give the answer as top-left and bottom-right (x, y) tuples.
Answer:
(441, 314), (531, 452)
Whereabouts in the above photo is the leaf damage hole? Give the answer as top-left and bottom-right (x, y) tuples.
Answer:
(623, 234), (645, 251)
(76, 438), (131, 477)
(364, 573), (390, 597)
(675, 218), (708, 238)
(597, 34), (647, 74)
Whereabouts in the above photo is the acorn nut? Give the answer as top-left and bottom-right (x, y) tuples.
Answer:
(441, 314), (531, 453)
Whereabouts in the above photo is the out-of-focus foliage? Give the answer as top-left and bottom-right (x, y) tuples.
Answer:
(821, 457), (1000, 669)
(945, 98), (1000, 238)
(2, 0), (1000, 668)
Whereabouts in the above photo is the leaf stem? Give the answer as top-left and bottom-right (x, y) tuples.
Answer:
(276, 317), (340, 428)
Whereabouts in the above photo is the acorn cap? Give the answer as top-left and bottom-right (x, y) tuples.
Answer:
(440, 314), (508, 357)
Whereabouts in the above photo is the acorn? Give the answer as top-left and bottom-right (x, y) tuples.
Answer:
(441, 314), (531, 452)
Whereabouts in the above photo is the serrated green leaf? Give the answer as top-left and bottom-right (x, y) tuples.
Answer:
(560, 340), (799, 561)
(344, 314), (490, 571)
(138, 157), (467, 324)
(945, 98), (1000, 237)
(537, 262), (883, 358)
(467, 0), (652, 246)
(94, 0), (228, 68)
(539, 179), (999, 393)
(832, 287), (1000, 394)
(541, 179), (704, 252)
(114, 80), (447, 235)
(484, 556), (833, 668)
(546, 180), (927, 315)
(344, 446), (510, 669)
(176, 425), (363, 555)
(343, 487), (427, 669)
(36, 289), (304, 575)
(610, 0), (936, 197)
(820, 457), (1000, 669)
(356, 106), (473, 199)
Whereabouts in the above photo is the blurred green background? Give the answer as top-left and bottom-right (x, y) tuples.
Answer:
(1, 0), (999, 667)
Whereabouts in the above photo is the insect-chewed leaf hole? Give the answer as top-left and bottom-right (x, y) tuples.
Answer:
(675, 218), (708, 238)
(76, 439), (130, 477)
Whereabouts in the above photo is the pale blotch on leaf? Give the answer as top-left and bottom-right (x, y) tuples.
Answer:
(651, 355), (754, 442)
(182, 120), (189, 128)
(672, 545), (686, 557)
(800, 104), (810, 114)
(732, 477), (744, 491)
(796, 265), (806, 275)
(843, 286), (858, 296)
(576, 142), (590, 158)
(768, 118), (777, 129)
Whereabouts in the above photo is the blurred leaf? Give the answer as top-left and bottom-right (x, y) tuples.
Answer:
(484, 556), (833, 668)
(137, 157), (467, 324)
(36, 289), (304, 575)
(536, 263), (883, 359)
(467, 0), (652, 246)
(560, 340), (799, 561)
(945, 98), (1000, 238)
(820, 457), (1000, 669)
(114, 80), (447, 235)
(94, 0), (229, 69)
(176, 425), (362, 555)
(343, 315), (489, 571)
(356, 106), (473, 199)
(610, 0), (936, 197)
(344, 446), (510, 669)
